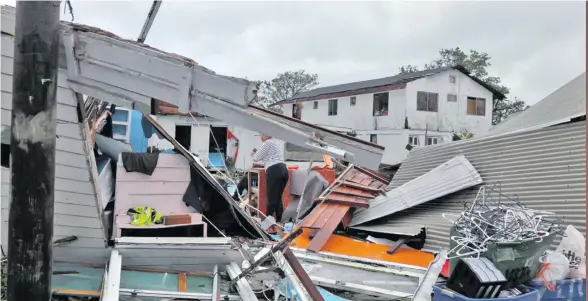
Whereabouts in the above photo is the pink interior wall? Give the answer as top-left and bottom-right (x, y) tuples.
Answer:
(115, 154), (196, 216)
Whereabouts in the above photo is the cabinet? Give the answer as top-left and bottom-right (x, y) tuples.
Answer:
(246, 167), (336, 218)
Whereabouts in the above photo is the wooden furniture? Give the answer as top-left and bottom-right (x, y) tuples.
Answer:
(247, 166), (336, 218)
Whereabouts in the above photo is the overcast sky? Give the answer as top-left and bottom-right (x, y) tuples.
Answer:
(1, 1), (585, 105)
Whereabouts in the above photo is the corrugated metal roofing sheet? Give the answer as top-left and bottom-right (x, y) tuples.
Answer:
(355, 121), (586, 250)
(482, 72), (586, 138)
(350, 155), (483, 226)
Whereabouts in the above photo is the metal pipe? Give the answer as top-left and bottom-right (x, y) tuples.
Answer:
(137, 0), (163, 43)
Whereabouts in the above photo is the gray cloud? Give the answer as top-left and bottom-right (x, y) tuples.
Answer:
(1, 0), (584, 105)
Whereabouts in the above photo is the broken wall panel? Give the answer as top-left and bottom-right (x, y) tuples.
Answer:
(350, 154), (483, 226)
(4, 4), (386, 169)
(1, 17), (107, 263)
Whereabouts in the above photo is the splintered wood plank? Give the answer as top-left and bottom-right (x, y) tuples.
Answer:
(323, 196), (369, 208)
(311, 205), (338, 229)
(341, 181), (382, 193)
(301, 203), (327, 228)
(307, 205), (351, 252)
(331, 187), (374, 198)
(341, 208), (355, 229)
(179, 272), (187, 292)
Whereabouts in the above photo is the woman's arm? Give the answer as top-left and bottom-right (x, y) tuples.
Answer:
(253, 141), (270, 162)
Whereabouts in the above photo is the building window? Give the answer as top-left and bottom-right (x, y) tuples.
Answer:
(416, 91), (438, 112)
(350, 96), (356, 106)
(111, 107), (131, 143)
(426, 137), (439, 145)
(447, 94), (457, 102)
(291, 103), (301, 119)
(408, 136), (419, 146)
(1, 143), (9, 168)
(313, 101), (318, 109)
(373, 93), (389, 116)
(328, 99), (338, 116)
(370, 134), (377, 144)
(449, 75), (456, 84)
(467, 97), (486, 116)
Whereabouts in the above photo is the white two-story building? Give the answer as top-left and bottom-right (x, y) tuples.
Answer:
(274, 66), (505, 165)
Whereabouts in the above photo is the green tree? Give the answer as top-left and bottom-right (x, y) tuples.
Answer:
(255, 70), (319, 113)
(398, 47), (529, 125)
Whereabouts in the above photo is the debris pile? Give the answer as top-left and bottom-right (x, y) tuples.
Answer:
(446, 185), (559, 259)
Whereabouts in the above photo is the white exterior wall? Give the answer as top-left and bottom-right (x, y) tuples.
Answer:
(295, 89), (407, 131)
(285, 70), (494, 165)
(153, 115), (261, 171)
(404, 70), (493, 134)
(1, 31), (110, 264)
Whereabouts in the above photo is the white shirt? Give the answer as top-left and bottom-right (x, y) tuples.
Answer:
(253, 138), (285, 169)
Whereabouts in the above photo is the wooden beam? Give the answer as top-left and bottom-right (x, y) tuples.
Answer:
(178, 272), (187, 292)
(322, 197), (370, 209)
(307, 205), (350, 252)
(282, 247), (325, 301)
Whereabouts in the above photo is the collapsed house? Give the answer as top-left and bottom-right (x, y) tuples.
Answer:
(0, 5), (443, 301)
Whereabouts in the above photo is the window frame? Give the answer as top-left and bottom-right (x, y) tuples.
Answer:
(426, 137), (439, 146)
(416, 91), (439, 112)
(372, 92), (389, 116)
(111, 106), (132, 143)
(449, 75), (456, 84)
(350, 96), (356, 106)
(328, 99), (338, 116)
(313, 101), (318, 109)
(408, 135), (419, 146)
(466, 96), (486, 116)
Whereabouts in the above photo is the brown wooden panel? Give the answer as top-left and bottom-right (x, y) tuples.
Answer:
(331, 187), (374, 198)
(324, 197), (369, 209)
(341, 208), (355, 228)
(341, 181), (381, 193)
(301, 203), (327, 228)
(307, 205), (350, 252)
(311, 205), (338, 229)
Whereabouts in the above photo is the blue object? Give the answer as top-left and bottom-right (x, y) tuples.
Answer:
(433, 284), (540, 301)
(529, 278), (586, 301)
(208, 152), (225, 168)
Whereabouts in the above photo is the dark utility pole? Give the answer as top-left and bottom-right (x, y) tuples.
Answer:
(7, 2), (60, 301)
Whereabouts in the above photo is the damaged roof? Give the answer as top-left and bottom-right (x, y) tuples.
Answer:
(481, 72), (586, 138)
(350, 155), (483, 227)
(272, 65), (506, 106)
(356, 120), (586, 250)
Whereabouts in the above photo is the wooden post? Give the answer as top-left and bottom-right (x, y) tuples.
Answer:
(7, 2), (60, 301)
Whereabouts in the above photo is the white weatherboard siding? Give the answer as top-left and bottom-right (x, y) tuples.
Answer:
(1, 31), (109, 264)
